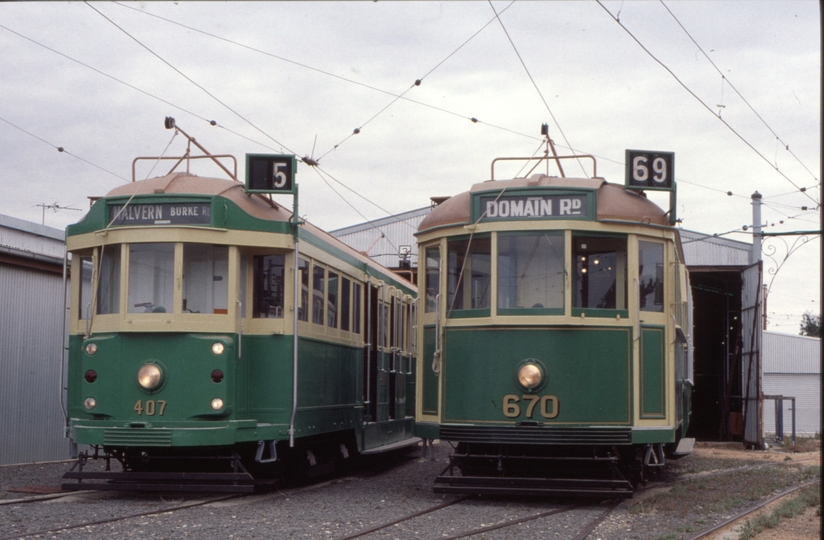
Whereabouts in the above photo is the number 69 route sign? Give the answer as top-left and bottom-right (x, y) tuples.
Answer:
(245, 154), (297, 194)
(625, 150), (674, 191)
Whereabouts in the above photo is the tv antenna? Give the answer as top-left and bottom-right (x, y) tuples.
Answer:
(36, 202), (81, 225)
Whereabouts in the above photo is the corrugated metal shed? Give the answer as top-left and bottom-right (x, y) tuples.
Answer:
(761, 332), (820, 438)
(330, 207), (430, 269)
(762, 332), (820, 374)
(0, 214), (71, 465)
(678, 230), (751, 267)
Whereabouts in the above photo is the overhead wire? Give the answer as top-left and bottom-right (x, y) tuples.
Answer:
(487, 0), (588, 177)
(0, 114), (128, 182)
(660, 0), (820, 187)
(595, 0), (820, 207)
(85, 1), (298, 157)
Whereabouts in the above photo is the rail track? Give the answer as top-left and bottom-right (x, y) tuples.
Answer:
(0, 448), (817, 540)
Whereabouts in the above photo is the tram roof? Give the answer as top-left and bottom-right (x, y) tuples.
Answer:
(417, 174), (670, 234)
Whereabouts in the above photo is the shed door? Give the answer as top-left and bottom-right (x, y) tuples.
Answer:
(741, 262), (763, 447)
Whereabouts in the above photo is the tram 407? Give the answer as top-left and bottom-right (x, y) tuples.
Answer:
(62, 120), (418, 492)
(415, 150), (694, 497)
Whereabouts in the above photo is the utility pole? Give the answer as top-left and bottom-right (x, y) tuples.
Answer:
(750, 191), (762, 264)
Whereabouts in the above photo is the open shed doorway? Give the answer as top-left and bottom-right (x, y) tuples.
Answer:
(689, 270), (744, 441)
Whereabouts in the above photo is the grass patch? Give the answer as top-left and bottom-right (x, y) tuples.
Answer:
(737, 484), (820, 540)
(629, 465), (810, 517)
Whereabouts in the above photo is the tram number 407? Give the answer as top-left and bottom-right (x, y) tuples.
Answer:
(502, 394), (559, 419)
(134, 399), (167, 416)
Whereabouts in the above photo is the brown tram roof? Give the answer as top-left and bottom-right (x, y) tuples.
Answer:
(417, 174), (670, 233)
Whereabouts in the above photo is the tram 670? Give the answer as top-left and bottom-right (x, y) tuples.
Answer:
(62, 122), (418, 492)
(415, 151), (693, 497)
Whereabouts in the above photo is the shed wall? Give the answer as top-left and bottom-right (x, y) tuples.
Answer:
(762, 374), (821, 437)
(0, 263), (71, 465)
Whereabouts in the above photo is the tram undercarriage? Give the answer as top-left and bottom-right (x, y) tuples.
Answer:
(433, 442), (675, 498)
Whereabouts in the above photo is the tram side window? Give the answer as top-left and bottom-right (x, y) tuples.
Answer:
(352, 282), (362, 334)
(341, 277), (351, 331)
(497, 233), (565, 311)
(424, 246), (440, 313)
(183, 244), (229, 314)
(327, 271), (339, 328)
(573, 236), (627, 311)
(312, 264), (325, 325)
(97, 245), (121, 315)
(298, 258), (309, 322)
(128, 243), (175, 314)
(447, 237), (491, 312)
(638, 241), (664, 312)
(78, 256), (93, 319)
(252, 254), (285, 318)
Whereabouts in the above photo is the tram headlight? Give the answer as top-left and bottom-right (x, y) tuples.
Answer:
(84, 397), (96, 410)
(517, 363), (543, 390)
(210, 398), (224, 411)
(137, 364), (163, 390)
(211, 342), (225, 355)
(85, 342), (98, 356)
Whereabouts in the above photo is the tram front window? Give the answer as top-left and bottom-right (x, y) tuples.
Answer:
(97, 245), (121, 315)
(573, 236), (627, 311)
(128, 243), (175, 313)
(497, 233), (565, 311)
(184, 244), (229, 314)
(447, 237), (491, 312)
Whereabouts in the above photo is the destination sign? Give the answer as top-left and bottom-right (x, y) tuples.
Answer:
(625, 150), (675, 190)
(479, 194), (588, 221)
(108, 203), (212, 226)
(245, 154), (297, 194)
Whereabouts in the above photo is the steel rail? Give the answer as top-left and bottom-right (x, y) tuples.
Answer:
(683, 478), (820, 540)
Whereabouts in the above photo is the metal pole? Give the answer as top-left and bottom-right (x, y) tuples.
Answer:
(289, 185), (300, 448)
(751, 191), (762, 264)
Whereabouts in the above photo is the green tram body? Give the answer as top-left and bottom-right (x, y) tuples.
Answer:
(65, 172), (417, 483)
(415, 171), (694, 494)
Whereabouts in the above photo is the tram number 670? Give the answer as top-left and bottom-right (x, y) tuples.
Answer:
(502, 394), (559, 419)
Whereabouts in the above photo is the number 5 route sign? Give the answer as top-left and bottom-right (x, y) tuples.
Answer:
(245, 154), (297, 194)
(625, 150), (674, 191)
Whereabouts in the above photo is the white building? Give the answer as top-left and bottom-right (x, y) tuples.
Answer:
(761, 331), (821, 439)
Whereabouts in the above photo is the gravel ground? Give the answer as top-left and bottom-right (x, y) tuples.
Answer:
(0, 440), (819, 540)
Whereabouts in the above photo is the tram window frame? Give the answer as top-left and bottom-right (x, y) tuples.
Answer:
(312, 263), (325, 326)
(77, 254), (93, 320)
(252, 253), (285, 318)
(497, 232), (565, 316)
(424, 245), (440, 313)
(341, 276), (351, 332)
(327, 270), (339, 328)
(96, 244), (122, 315)
(127, 243), (175, 314)
(352, 281), (362, 334)
(446, 235), (491, 317)
(572, 234), (628, 317)
(183, 244), (229, 315)
(298, 258), (309, 322)
(638, 241), (665, 313)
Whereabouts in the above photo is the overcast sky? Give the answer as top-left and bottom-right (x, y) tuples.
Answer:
(0, 1), (819, 333)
